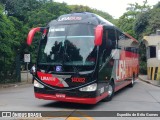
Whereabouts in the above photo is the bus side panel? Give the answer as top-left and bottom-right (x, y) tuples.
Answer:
(111, 49), (139, 92)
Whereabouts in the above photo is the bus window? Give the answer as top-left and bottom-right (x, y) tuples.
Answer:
(116, 30), (125, 49)
(99, 28), (116, 65)
(116, 30), (135, 50)
(105, 31), (112, 48)
(107, 28), (116, 49)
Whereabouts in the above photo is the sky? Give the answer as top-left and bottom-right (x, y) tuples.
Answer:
(54, 0), (160, 18)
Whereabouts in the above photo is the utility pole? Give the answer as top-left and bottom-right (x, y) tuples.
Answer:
(16, 49), (21, 82)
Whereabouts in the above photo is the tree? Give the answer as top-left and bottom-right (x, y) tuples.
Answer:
(117, 0), (151, 38)
(139, 42), (147, 74)
(0, 4), (19, 75)
(134, 12), (149, 37)
(134, 1), (160, 37)
(1, 0), (42, 21)
(147, 2), (160, 34)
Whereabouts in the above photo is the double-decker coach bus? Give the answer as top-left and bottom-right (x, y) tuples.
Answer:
(27, 12), (139, 104)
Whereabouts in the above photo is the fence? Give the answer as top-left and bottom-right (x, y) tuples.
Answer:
(0, 54), (20, 84)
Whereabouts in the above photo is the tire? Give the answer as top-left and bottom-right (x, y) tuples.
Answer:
(103, 81), (114, 102)
(129, 74), (135, 87)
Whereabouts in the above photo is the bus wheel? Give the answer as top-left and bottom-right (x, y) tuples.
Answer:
(103, 82), (114, 102)
(129, 74), (135, 87)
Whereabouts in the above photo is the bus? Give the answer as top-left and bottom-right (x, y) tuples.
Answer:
(27, 12), (139, 104)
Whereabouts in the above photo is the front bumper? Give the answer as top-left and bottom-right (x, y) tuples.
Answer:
(34, 87), (108, 104)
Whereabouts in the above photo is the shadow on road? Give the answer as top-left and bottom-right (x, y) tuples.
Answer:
(41, 101), (103, 110)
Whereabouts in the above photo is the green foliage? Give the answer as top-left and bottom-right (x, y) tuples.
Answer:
(69, 5), (92, 12)
(0, 5), (16, 57)
(0, 3), (19, 75)
(134, 12), (149, 37)
(139, 42), (147, 74)
(147, 4), (160, 33)
(27, 2), (71, 28)
(117, 14), (136, 37)
(1, 0), (42, 21)
(117, 0), (151, 38)
(134, 2), (160, 36)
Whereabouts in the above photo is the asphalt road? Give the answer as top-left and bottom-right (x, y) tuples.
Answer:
(0, 80), (160, 120)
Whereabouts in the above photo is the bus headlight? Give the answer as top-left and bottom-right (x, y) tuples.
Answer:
(79, 83), (97, 92)
(34, 80), (44, 88)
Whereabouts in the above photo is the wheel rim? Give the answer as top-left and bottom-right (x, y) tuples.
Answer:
(108, 85), (113, 96)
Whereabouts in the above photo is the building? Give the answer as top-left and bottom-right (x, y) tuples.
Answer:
(143, 30), (160, 83)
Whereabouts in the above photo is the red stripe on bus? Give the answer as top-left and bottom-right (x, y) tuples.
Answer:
(35, 92), (108, 104)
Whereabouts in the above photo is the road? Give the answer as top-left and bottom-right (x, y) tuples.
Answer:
(0, 80), (160, 120)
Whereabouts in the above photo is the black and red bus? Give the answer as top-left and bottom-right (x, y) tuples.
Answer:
(27, 12), (139, 104)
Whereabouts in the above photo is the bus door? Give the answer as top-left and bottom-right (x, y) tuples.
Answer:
(98, 27), (116, 93)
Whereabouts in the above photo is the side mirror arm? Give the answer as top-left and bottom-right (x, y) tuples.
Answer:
(27, 27), (47, 46)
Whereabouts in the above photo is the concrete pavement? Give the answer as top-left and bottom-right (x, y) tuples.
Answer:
(0, 79), (160, 119)
(139, 75), (160, 87)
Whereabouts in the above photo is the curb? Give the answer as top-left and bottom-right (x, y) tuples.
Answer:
(0, 82), (32, 89)
(138, 76), (160, 87)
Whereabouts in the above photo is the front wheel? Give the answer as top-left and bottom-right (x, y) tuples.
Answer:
(103, 82), (114, 102)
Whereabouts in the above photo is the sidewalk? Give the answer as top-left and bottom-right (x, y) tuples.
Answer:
(139, 75), (160, 87)
(0, 71), (33, 89)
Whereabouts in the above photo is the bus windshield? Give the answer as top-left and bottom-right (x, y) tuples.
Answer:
(38, 24), (97, 71)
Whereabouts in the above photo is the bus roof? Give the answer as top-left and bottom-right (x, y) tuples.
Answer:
(49, 12), (114, 26)
(48, 12), (138, 43)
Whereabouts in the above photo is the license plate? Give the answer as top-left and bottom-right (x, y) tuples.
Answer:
(56, 93), (66, 98)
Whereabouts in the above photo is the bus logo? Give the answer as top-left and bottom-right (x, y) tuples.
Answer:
(40, 76), (56, 81)
(58, 16), (82, 21)
(56, 66), (62, 72)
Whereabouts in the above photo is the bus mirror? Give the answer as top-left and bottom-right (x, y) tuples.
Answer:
(27, 27), (41, 45)
(94, 25), (103, 46)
